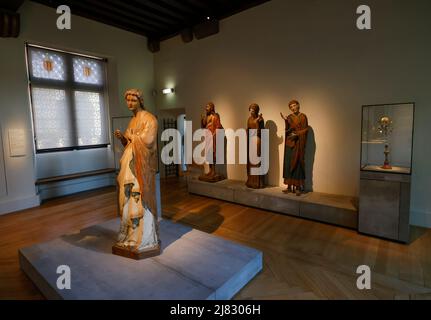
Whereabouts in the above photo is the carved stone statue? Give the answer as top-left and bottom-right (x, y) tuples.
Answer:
(198, 102), (225, 183)
(246, 103), (265, 189)
(280, 100), (309, 196)
(113, 89), (160, 259)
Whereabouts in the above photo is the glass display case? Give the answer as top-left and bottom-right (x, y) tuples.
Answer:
(359, 102), (414, 242)
(361, 103), (415, 175)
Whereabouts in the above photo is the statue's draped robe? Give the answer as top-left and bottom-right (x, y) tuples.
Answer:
(246, 116), (265, 189)
(117, 110), (159, 251)
(283, 112), (309, 187)
(202, 113), (223, 164)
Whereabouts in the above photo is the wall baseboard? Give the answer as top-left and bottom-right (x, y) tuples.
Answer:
(0, 194), (40, 215)
(410, 209), (431, 229)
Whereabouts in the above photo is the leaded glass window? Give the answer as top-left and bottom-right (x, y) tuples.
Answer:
(73, 57), (103, 85)
(74, 91), (103, 146)
(32, 88), (72, 149)
(26, 44), (109, 152)
(29, 49), (66, 81)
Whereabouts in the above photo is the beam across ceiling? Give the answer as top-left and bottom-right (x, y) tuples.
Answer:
(28, 0), (271, 43)
(0, 0), (25, 12)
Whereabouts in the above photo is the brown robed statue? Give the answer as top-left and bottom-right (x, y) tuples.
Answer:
(198, 102), (225, 183)
(246, 103), (265, 189)
(281, 100), (309, 196)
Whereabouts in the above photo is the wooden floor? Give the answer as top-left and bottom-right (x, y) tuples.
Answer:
(1, 177), (431, 300)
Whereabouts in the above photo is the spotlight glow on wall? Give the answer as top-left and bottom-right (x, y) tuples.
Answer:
(162, 88), (175, 95)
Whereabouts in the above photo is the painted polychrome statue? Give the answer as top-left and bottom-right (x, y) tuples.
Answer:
(280, 100), (309, 196)
(246, 103), (265, 189)
(199, 102), (225, 183)
(113, 89), (160, 259)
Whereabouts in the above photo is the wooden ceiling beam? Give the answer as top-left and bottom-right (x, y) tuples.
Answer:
(0, 0), (25, 12)
(32, 0), (167, 36)
(72, 0), (168, 31)
(102, 0), (183, 26)
(134, 0), (190, 21)
(182, 0), (214, 14)
(33, 0), (157, 37)
(29, 0), (273, 44)
(68, 9), (150, 37)
(158, 0), (199, 15)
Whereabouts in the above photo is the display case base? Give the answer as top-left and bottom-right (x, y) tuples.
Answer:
(359, 170), (411, 243)
(19, 218), (262, 300)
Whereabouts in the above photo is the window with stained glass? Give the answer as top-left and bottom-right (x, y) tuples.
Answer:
(26, 44), (109, 152)
(30, 50), (66, 81)
(73, 57), (103, 85)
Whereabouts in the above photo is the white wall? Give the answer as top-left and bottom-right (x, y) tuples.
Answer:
(0, 1), (154, 214)
(154, 0), (431, 227)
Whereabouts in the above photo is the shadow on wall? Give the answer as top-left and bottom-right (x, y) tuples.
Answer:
(265, 120), (283, 186)
(304, 126), (316, 193)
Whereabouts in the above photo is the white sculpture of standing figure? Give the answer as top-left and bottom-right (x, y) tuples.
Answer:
(112, 89), (161, 260)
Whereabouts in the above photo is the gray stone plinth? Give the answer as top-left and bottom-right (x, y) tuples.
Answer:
(19, 219), (263, 300)
(187, 174), (358, 229)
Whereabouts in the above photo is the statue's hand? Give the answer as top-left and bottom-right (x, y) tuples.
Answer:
(114, 129), (123, 140)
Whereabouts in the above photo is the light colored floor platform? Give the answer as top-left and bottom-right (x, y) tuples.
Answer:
(187, 174), (358, 229)
(19, 218), (262, 300)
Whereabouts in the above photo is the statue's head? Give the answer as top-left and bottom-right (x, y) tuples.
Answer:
(288, 100), (300, 114)
(205, 102), (215, 115)
(249, 103), (260, 117)
(124, 89), (144, 112)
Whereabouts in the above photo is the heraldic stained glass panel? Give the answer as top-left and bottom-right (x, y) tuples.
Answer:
(73, 57), (103, 85)
(30, 49), (66, 81)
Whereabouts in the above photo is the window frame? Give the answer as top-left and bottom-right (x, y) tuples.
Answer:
(26, 43), (110, 154)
